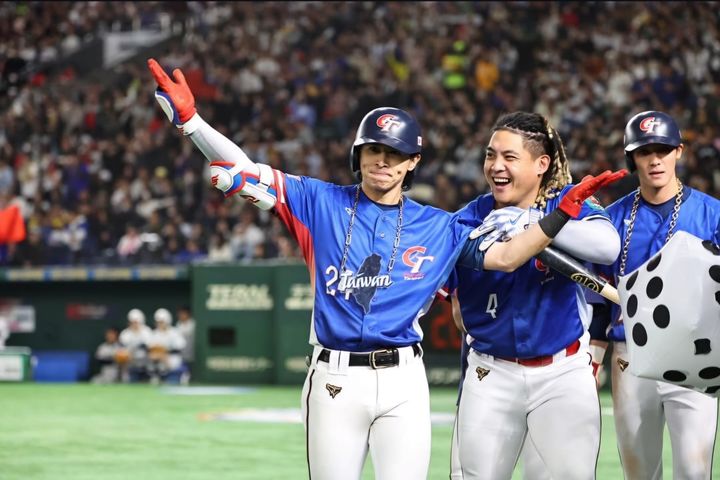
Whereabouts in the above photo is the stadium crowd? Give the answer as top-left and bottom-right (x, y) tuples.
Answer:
(1, 1), (719, 266)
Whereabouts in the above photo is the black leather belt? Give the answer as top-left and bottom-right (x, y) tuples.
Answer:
(317, 344), (421, 369)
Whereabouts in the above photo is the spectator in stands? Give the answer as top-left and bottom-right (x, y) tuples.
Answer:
(116, 224), (143, 263)
(1, 2), (720, 267)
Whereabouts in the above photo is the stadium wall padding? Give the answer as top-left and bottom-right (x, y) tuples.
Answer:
(1, 264), (462, 385)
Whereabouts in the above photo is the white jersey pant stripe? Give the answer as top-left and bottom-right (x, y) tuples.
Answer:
(302, 345), (430, 480)
(457, 346), (601, 480)
(611, 341), (718, 480)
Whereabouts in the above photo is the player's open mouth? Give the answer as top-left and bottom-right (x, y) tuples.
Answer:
(492, 177), (511, 186)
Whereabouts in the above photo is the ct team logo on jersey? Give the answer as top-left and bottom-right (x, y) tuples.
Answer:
(402, 246), (434, 280)
(376, 114), (402, 133)
(534, 258), (555, 285)
(639, 116), (661, 134)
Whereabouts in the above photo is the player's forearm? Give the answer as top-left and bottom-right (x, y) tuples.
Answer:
(552, 218), (620, 265)
(483, 222), (553, 272)
(182, 113), (257, 172)
(181, 113), (277, 209)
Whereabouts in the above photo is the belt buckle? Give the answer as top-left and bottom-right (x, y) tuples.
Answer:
(370, 349), (395, 369)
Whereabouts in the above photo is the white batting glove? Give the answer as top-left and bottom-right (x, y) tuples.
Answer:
(470, 206), (544, 252)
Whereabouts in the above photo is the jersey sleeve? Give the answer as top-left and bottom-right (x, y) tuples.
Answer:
(271, 172), (327, 266)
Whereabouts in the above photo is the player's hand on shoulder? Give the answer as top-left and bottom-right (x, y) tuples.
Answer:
(147, 58), (197, 128)
(470, 206), (544, 252)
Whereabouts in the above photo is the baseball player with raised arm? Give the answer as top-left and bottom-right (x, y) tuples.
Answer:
(147, 59), (625, 480)
(450, 112), (623, 480)
(589, 111), (720, 480)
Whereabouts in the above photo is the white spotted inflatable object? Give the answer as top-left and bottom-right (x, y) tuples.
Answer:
(618, 231), (720, 396)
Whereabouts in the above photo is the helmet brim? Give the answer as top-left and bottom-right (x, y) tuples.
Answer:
(625, 136), (681, 152)
(353, 136), (420, 156)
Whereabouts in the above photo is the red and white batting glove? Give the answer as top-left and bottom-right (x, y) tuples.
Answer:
(559, 169), (628, 218)
(538, 169), (628, 238)
(148, 58), (198, 131)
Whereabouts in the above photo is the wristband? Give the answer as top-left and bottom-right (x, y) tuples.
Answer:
(590, 344), (607, 365)
(180, 113), (202, 136)
(538, 209), (570, 238)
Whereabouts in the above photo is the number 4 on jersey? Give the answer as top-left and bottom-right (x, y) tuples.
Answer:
(486, 293), (498, 319)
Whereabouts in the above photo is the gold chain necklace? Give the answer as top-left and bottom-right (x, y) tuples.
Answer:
(339, 184), (404, 274)
(619, 178), (683, 275)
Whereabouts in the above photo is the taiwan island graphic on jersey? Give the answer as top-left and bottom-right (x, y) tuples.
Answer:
(352, 253), (383, 313)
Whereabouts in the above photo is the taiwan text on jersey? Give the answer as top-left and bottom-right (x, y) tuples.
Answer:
(602, 187), (720, 342)
(452, 186), (609, 358)
(272, 172), (472, 351)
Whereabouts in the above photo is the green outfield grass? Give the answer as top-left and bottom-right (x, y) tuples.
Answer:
(0, 383), (717, 479)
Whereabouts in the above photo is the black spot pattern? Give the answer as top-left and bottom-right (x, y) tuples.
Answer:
(647, 254), (662, 272)
(626, 271), (639, 290)
(632, 323), (647, 346)
(646, 277), (663, 299)
(706, 385), (720, 395)
(702, 240), (720, 255)
(699, 367), (720, 379)
(710, 265), (720, 283)
(716, 291), (720, 305)
(653, 305), (670, 328)
(627, 295), (638, 317)
(695, 339), (712, 355)
(663, 370), (687, 382)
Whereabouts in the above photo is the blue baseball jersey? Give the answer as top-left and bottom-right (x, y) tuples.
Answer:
(599, 186), (720, 342)
(272, 172), (474, 351)
(451, 186), (610, 358)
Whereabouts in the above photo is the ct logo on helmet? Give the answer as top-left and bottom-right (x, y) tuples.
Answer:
(376, 114), (402, 133)
(639, 116), (662, 134)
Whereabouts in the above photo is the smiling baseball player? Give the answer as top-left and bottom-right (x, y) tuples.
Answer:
(450, 112), (623, 480)
(148, 58), (625, 480)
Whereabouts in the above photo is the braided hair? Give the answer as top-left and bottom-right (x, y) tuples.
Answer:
(490, 112), (572, 209)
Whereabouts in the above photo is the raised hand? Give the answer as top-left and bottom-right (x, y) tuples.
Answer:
(147, 58), (197, 126)
(559, 169), (628, 218)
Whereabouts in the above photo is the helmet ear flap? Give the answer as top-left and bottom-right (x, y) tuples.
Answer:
(625, 153), (636, 173)
(349, 146), (361, 180)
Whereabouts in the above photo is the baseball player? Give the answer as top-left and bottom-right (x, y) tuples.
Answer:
(589, 111), (720, 479)
(118, 308), (152, 383)
(147, 58), (624, 479)
(91, 327), (124, 384)
(146, 308), (186, 384)
(450, 112), (623, 480)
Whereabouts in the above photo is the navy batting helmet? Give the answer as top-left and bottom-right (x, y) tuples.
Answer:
(349, 107), (422, 190)
(623, 111), (682, 172)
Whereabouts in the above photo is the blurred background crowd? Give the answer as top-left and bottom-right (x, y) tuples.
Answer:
(1, 1), (719, 267)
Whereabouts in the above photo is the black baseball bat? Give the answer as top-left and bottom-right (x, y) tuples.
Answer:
(536, 246), (620, 305)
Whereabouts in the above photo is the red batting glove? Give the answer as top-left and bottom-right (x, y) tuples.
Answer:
(558, 169), (628, 218)
(147, 58), (197, 124)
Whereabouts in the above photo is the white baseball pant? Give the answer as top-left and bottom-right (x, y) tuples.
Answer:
(457, 343), (601, 479)
(301, 344), (430, 480)
(611, 342), (718, 480)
